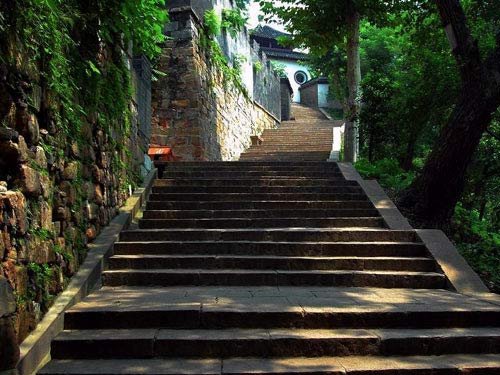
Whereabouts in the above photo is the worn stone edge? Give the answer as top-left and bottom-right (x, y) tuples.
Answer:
(337, 163), (412, 230)
(15, 169), (157, 375)
(253, 100), (281, 124)
(318, 107), (333, 121)
(338, 162), (491, 296)
(415, 229), (489, 294)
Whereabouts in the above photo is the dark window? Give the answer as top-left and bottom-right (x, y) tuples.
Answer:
(294, 70), (307, 85)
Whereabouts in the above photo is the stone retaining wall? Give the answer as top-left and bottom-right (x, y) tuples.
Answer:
(151, 2), (280, 161)
(0, 48), (150, 369)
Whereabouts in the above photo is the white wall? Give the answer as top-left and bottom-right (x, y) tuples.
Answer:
(318, 83), (330, 108)
(272, 58), (311, 103)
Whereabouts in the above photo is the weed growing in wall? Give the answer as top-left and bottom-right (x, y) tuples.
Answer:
(202, 8), (249, 98)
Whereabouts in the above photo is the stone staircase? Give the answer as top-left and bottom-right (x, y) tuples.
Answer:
(39, 108), (500, 373)
(240, 105), (338, 161)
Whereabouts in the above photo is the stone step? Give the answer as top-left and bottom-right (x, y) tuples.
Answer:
(138, 217), (385, 230)
(147, 193), (368, 202)
(240, 151), (332, 155)
(150, 186), (363, 194)
(40, 354), (500, 374)
(250, 145), (331, 148)
(142, 208), (380, 219)
(238, 157), (332, 162)
(154, 178), (356, 187)
(50, 327), (500, 359)
(156, 162), (339, 166)
(145, 200), (374, 211)
(112, 241), (428, 257)
(118, 229), (418, 243)
(238, 158), (332, 162)
(159, 165), (340, 171)
(101, 269), (446, 288)
(161, 171), (344, 178)
(62, 286), (500, 330)
(108, 255), (436, 272)
(243, 145), (333, 150)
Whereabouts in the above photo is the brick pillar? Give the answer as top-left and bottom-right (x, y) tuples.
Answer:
(151, 7), (204, 161)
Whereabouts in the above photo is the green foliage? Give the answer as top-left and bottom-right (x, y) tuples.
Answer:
(0, 0), (169, 316)
(29, 228), (54, 241)
(222, 8), (248, 38)
(204, 10), (222, 37)
(253, 61), (264, 73)
(27, 262), (53, 308)
(202, 10), (249, 98)
(453, 204), (500, 292)
(355, 158), (415, 194)
(270, 62), (287, 78)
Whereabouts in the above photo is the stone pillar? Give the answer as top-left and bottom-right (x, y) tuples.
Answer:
(280, 78), (293, 121)
(151, 6), (204, 160)
(0, 276), (19, 373)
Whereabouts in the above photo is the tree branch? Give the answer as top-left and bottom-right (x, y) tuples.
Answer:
(435, 0), (482, 82)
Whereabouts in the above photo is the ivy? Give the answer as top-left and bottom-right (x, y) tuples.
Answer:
(222, 8), (248, 38)
(202, 9), (249, 98)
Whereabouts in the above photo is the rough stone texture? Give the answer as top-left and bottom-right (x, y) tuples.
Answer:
(280, 78), (293, 121)
(152, 5), (280, 161)
(0, 316), (20, 371)
(0, 46), (152, 371)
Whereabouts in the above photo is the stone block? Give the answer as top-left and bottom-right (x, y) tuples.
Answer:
(15, 165), (41, 197)
(16, 108), (40, 145)
(62, 161), (79, 180)
(2, 191), (27, 234)
(0, 316), (20, 371)
(34, 146), (47, 169)
(0, 276), (16, 317)
(39, 173), (52, 200)
(0, 127), (19, 142)
(40, 200), (52, 230)
(26, 237), (56, 264)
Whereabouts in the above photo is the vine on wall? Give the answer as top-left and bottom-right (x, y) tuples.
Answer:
(0, 0), (167, 344)
(201, 1), (251, 98)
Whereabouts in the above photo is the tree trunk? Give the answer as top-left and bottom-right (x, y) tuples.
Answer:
(399, 0), (500, 227)
(343, 1), (361, 163)
(400, 125), (421, 171)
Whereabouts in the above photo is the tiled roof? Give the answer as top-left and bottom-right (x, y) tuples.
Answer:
(261, 47), (309, 61)
(251, 25), (290, 39)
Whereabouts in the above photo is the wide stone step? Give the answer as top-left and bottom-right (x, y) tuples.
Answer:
(147, 193), (368, 202)
(243, 146), (333, 150)
(159, 165), (340, 172)
(238, 158), (332, 162)
(39, 354), (500, 375)
(108, 255), (436, 272)
(156, 161), (338, 166)
(101, 269), (446, 288)
(62, 286), (500, 330)
(112, 241), (428, 257)
(154, 178), (356, 187)
(146, 200), (374, 211)
(142, 208), (380, 219)
(118, 229), (418, 243)
(238, 157), (332, 162)
(50, 327), (500, 359)
(161, 171), (343, 178)
(151, 186), (363, 194)
(250, 145), (332, 149)
(138, 217), (385, 229)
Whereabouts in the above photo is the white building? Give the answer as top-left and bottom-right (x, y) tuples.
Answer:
(250, 25), (310, 103)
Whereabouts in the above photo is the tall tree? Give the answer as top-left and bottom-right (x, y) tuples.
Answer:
(259, 0), (397, 162)
(399, 0), (500, 227)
